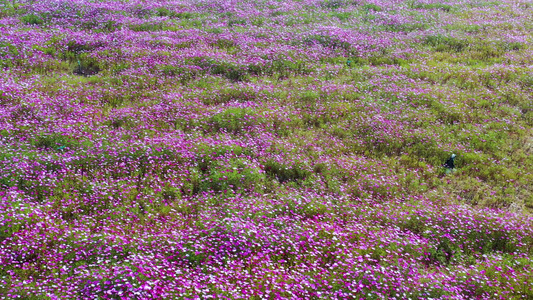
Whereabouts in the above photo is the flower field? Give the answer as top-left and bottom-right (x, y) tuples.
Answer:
(1, 0), (533, 298)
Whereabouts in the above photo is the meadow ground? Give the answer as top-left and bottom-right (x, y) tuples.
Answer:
(0, 0), (532, 298)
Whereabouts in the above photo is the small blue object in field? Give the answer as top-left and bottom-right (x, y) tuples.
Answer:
(444, 153), (456, 174)
(347, 59), (351, 67)
(57, 145), (66, 150)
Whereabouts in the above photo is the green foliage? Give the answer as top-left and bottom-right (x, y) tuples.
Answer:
(264, 160), (311, 183)
(179, 18), (203, 28)
(424, 35), (469, 52)
(58, 41), (103, 76)
(473, 256), (533, 298)
(185, 56), (311, 80)
(155, 7), (178, 17)
(187, 58), (248, 81)
(0, 173), (18, 189)
(320, 0), (351, 9)
(110, 62), (129, 75)
(397, 212), (520, 266)
(468, 131), (507, 152)
(199, 86), (257, 105)
(329, 11), (354, 21)
(72, 54), (101, 76)
(193, 146), (264, 193)
(228, 18), (246, 27)
(268, 59), (312, 77)
(202, 158), (265, 192)
(383, 22), (427, 32)
(21, 14), (44, 25)
(209, 108), (256, 133)
(79, 20), (119, 32)
(160, 65), (198, 83)
(412, 2), (454, 12)
(32, 44), (56, 56)
(0, 41), (20, 68)
(348, 55), (410, 66)
(299, 90), (320, 105)
(250, 16), (265, 26)
(362, 4), (382, 11)
(206, 27), (224, 34)
(129, 22), (165, 32)
(0, 202), (32, 241)
(210, 38), (238, 50)
(1, 0), (533, 295)
(32, 133), (80, 151)
(66, 41), (102, 53)
(213, 63), (248, 81)
(172, 11), (196, 19)
(519, 74), (533, 88)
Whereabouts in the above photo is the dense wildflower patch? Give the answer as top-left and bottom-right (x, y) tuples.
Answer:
(0, 0), (532, 298)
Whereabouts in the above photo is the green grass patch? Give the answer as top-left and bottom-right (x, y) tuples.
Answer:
(424, 35), (470, 52)
(20, 14), (44, 25)
(209, 108), (258, 133)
